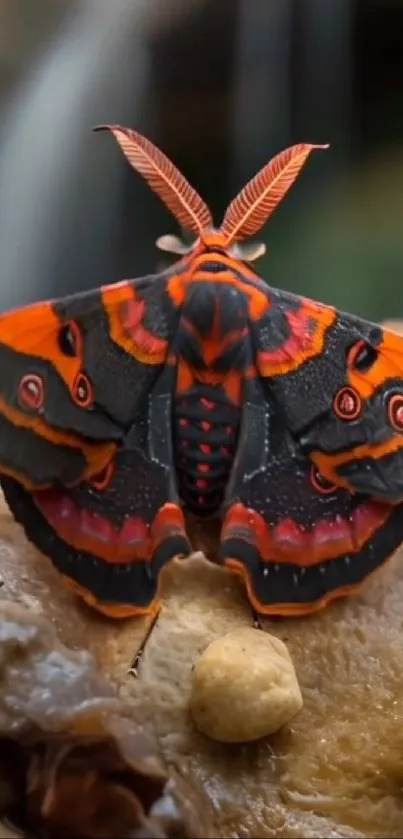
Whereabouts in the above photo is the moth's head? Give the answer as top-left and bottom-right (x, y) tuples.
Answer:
(155, 231), (267, 266)
(94, 124), (329, 269)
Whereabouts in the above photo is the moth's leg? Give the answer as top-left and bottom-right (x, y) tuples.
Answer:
(128, 606), (161, 677)
(251, 607), (263, 631)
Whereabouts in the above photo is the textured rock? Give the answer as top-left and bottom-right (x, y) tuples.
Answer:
(0, 600), (201, 839)
(0, 479), (403, 836)
(190, 627), (303, 742)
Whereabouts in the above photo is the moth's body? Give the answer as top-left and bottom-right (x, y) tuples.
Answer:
(173, 247), (252, 515)
(1, 125), (403, 621)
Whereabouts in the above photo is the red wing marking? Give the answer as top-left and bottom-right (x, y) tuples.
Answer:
(221, 500), (391, 567)
(256, 299), (336, 377)
(34, 487), (152, 563)
(122, 298), (168, 359)
(33, 489), (187, 569)
(101, 283), (168, 365)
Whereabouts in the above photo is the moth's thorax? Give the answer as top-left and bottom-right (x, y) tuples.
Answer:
(167, 244), (270, 322)
(179, 279), (249, 369)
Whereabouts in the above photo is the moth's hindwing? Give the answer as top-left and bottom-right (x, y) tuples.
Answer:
(0, 269), (191, 617)
(219, 288), (403, 615)
(1, 402), (191, 619)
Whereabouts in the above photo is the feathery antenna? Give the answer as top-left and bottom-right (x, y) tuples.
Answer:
(95, 126), (329, 250)
(94, 125), (213, 238)
(220, 143), (329, 246)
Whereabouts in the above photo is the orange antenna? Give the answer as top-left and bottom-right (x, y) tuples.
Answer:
(94, 125), (213, 238)
(219, 142), (329, 246)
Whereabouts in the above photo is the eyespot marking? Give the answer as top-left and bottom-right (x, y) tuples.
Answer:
(347, 339), (378, 372)
(388, 393), (403, 432)
(72, 372), (94, 408)
(18, 374), (44, 411)
(310, 464), (337, 495)
(333, 386), (362, 421)
(58, 321), (82, 358)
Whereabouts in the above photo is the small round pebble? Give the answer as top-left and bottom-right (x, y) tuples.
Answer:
(189, 627), (303, 743)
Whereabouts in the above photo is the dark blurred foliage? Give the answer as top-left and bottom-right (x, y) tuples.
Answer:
(0, 0), (402, 320)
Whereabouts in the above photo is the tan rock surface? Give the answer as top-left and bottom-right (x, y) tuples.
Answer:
(2, 304), (403, 839)
(190, 628), (303, 743)
(1, 494), (403, 838)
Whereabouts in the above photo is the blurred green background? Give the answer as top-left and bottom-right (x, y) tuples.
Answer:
(0, 0), (401, 321)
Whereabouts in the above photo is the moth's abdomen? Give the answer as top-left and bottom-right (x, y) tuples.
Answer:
(174, 381), (241, 516)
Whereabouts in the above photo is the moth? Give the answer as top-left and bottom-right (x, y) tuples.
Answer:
(0, 124), (402, 622)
